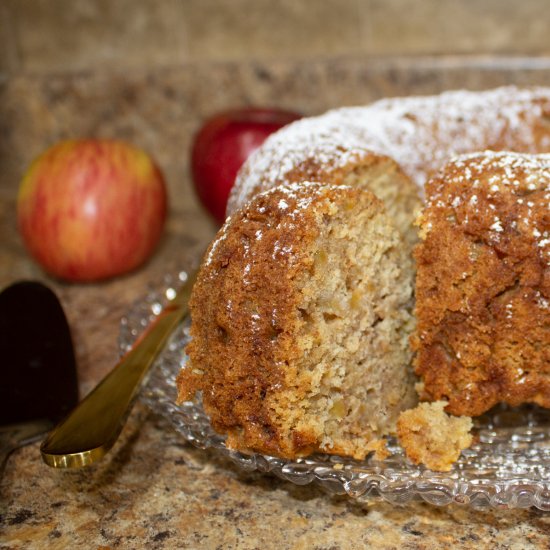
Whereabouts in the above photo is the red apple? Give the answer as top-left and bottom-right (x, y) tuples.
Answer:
(17, 139), (167, 282)
(191, 107), (301, 223)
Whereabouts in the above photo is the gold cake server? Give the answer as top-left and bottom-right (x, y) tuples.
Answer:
(40, 270), (196, 468)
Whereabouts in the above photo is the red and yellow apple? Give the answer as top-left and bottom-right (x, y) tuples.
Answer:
(191, 107), (301, 223)
(17, 139), (167, 282)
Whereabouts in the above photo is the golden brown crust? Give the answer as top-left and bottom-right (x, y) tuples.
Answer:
(179, 185), (317, 457)
(413, 152), (550, 416)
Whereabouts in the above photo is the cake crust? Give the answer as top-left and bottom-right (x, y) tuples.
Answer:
(413, 151), (550, 416)
(179, 185), (318, 457)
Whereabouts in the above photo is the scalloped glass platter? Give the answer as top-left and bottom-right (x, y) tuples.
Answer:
(119, 269), (550, 511)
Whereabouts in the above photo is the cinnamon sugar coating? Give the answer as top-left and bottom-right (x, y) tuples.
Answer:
(413, 151), (550, 416)
(179, 182), (417, 459)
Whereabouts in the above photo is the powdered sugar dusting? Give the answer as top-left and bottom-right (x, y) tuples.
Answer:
(425, 151), (550, 265)
(228, 86), (550, 213)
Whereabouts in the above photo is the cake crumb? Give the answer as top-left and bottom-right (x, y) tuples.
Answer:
(396, 401), (472, 472)
(365, 439), (390, 461)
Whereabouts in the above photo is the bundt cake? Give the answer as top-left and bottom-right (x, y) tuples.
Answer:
(413, 151), (550, 417)
(178, 87), (550, 467)
(228, 86), (550, 212)
(178, 182), (417, 459)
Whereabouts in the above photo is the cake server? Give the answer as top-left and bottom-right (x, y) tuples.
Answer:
(0, 281), (79, 473)
(40, 270), (196, 468)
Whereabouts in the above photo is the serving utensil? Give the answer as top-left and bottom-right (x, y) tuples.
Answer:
(0, 281), (79, 472)
(40, 270), (196, 468)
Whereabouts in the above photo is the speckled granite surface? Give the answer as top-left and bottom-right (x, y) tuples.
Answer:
(2, 57), (550, 548)
(3, 407), (550, 549)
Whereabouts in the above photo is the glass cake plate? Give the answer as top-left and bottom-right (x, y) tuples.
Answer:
(119, 269), (550, 511)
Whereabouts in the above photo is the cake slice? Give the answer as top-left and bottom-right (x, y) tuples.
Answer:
(178, 181), (417, 459)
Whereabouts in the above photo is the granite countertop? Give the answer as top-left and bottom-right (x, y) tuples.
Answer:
(2, 58), (550, 549)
